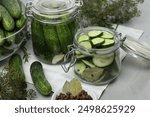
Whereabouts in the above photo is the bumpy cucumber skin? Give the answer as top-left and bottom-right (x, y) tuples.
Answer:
(1, 0), (21, 19)
(0, 5), (15, 31)
(16, 15), (26, 29)
(43, 24), (61, 55)
(30, 61), (52, 96)
(31, 20), (46, 57)
(56, 23), (72, 53)
(4, 31), (16, 46)
(0, 28), (5, 46)
(9, 54), (25, 82)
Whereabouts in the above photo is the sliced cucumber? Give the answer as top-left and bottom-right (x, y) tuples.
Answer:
(74, 61), (86, 74)
(77, 34), (90, 43)
(75, 50), (82, 55)
(52, 54), (64, 64)
(88, 30), (102, 38)
(82, 67), (104, 82)
(101, 39), (115, 48)
(75, 54), (86, 59)
(82, 60), (95, 68)
(101, 31), (114, 39)
(79, 41), (92, 49)
(92, 53), (115, 67)
(91, 37), (105, 47)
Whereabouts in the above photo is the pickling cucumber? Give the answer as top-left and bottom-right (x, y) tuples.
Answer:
(88, 30), (102, 38)
(16, 15), (26, 29)
(101, 39), (115, 48)
(77, 34), (90, 43)
(82, 60), (95, 68)
(74, 61), (86, 75)
(92, 53), (115, 67)
(30, 61), (53, 96)
(0, 47), (13, 56)
(43, 24), (61, 55)
(82, 67), (104, 82)
(56, 23), (72, 53)
(101, 31), (114, 39)
(4, 31), (15, 47)
(79, 41), (92, 49)
(91, 38), (105, 47)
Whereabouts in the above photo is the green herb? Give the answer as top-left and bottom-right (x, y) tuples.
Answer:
(0, 64), (36, 100)
(81, 0), (144, 27)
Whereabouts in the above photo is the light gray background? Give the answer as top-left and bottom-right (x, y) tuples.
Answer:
(101, 0), (150, 100)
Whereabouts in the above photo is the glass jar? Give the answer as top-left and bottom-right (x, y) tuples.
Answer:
(62, 26), (150, 85)
(0, 0), (27, 61)
(26, 0), (82, 64)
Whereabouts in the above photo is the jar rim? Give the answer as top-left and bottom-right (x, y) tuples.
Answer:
(74, 26), (121, 55)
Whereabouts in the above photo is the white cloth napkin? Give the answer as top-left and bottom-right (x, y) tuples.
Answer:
(22, 25), (144, 99)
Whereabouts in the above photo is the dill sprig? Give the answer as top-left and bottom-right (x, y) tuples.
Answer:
(81, 0), (144, 27)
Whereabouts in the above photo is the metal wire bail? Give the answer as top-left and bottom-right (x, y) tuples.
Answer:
(61, 45), (77, 73)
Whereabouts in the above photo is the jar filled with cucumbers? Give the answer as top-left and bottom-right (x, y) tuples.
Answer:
(62, 26), (150, 85)
(0, 0), (27, 61)
(26, 0), (82, 64)
(62, 26), (121, 85)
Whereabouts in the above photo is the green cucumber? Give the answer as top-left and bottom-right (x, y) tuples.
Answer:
(1, 0), (21, 19)
(30, 61), (53, 96)
(74, 61), (86, 74)
(31, 20), (46, 56)
(9, 54), (25, 82)
(4, 31), (15, 47)
(88, 30), (102, 38)
(77, 34), (90, 43)
(91, 38), (105, 47)
(56, 23), (73, 53)
(92, 53), (115, 67)
(16, 15), (26, 29)
(68, 19), (77, 36)
(82, 60), (95, 68)
(0, 28), (5, 46)
(82, 67), (104, 82)
(79, 41), (92, 49)
(101, 31), (114, 39)
(52, 54), (64, 64)
(0, 5), (15, 31)
(101, 39), (115, 48)
(43, 24), (61, 55)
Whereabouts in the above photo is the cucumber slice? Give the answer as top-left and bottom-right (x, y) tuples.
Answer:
(88, 30), (102, 38)
(92, 53), (115, 67)
(52, 54), (64, 64)
(78, 34), (90, 43)
(79, 41), (92, 49)
(101, 31), (114, 39)
(75, 54), (86, 59)
(74, 61), (86, 74)
(82, 67), (104, 82)
(91, 38), (105, 47)
(101, 39), (115, 48)
(82, 60), (95, 68)
(75, 50), (82, 55)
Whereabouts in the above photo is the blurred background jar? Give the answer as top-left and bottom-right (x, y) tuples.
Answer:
(26, 0), (83, 64)
(0, 0), (27, 61)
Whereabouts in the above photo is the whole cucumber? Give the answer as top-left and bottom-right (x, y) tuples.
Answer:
(0, 5), (15, 31)
(16, 15), (26, 29)
(30, 61), (53, 96)
(1, 0), (21, 19)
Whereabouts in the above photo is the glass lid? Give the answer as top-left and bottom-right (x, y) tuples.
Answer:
(32, 0), (79, 14)
(121, 35), (150, 62)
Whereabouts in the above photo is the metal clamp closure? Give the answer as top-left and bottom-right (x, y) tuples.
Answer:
(75, 0), (83, 7)
(61, 45), (77, 73)
(25, 1), (33, 17)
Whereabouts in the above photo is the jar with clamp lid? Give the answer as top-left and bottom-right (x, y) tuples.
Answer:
(26, 0), (83, 64)
(62, 26), (150, 85)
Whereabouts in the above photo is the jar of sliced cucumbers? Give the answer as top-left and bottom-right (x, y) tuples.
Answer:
(62, 26), (121, 85)
(26, 0), (82, 64)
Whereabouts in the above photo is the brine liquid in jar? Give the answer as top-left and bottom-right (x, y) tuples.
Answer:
(29, 0), (81, 64)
